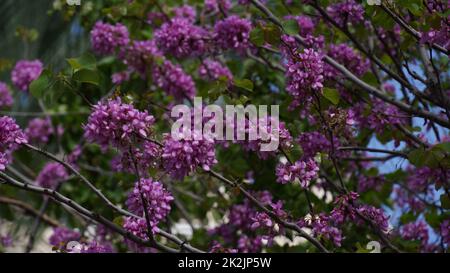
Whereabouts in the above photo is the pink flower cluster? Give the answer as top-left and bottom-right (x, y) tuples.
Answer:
(152, 60), (197, 101)
(125, 178), (174, 225)
(119, 40), (161, 76)
(325, 43), (369, 78)
(364, 99), (406, 134)
(285, 48), (324, 108)
(326, 0), (364, 27)
(240, 117), (293, 160)
(123, 179), (173, 243)
(111, 141), (161, 175)
(204, 0), (232, 13)
(24, 117), (54, 143)
(214, 16), (252, 52)
(285, 15), (316, 36)
(172, 5), (197, 23)
(210, 191), (286, 253)
(0, 116), (27, 170)
(331, 192), (390, 233)
(84, 98), (155, 151)
(400, 221), (432, 251)
(0, 82), (13, 108)
(36, 162), (69, 189)
(90, 21), (130, 55)
(298, 213), (343, 247)
(111, 71), (131, 85)
(162, 132), (217, 180)
(275, 158), (319, 187)
(198, 59), (233, 83)
(296, 131), (340, 159)
(49, 227), (81, 250)
(421, 23), (450, 51)
(358, 175), (386, 193)
(154, 18), (208, 58)
(11, 60), (43, 91)
(77, 241), (115, 253)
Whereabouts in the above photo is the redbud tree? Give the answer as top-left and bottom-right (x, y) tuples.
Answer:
(0, 0), (449, 253)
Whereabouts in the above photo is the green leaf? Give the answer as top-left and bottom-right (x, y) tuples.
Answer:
(385, 170), (407, 182)
(73, 69), (100, 85)
(263, 24), (282, 46)
(67, 53), (97, 72)
(408, 148), (427, 167)
(322, 88), (340, 105)
(408, 147), (447, 168)
(233, 79), (254, 92)
(250, 27), (265, 47)
(113, 216), (124, 226)
(441, 195), (450, 209)
(208, 81), (228, 101)
(433, 142), (450, 153)
(282, 20), (299, 36)
(400, 211), (418, 224)
(29, 69), (52, 98)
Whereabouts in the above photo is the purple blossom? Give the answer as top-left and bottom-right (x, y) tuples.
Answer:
(198, 59), (233, 83)
(298, 214), (343, 247)
(119, 40), (161, 76)
(67, 145), (83, 166)
(112, 71), (131, 85)
(441, 220), (449, 245)
(239, 117), (292, 160)
(90, 21), (130, 55)
(123, 217), (152, 239)
(285, 48), (324, 108)
(0, 153), (8, 172)
(49, 227), (81, 249)
(162, 132), (217, 180)
(210, 191), (284, 252)
(401, 221), (430, 249)
(355, 98), (406, 134)
(79, 241), (115, 253)
(36, 162), (69, 189)
(209, 241), (238, 253)
(0, 234), (13, 247)
(0, 82), (13, 108)
(330, 192), (390, 233)
(237, 235), (266, 253)
(173, 5), (197, 23)
(393, 186), (426, 213)
(357, 205), (390, 232)
(11, 60), (43, 92)
(275, 158), (319, 187)
(326, 0), (364, 27)
(324, 44), (369, 79)
(152, 60), (196, 101)
(84, 98), (155, 151)
(420, 22), (450, 51)
(204, 0), (232, 13)
(251, 200), (286, 234)
(111, 141), (161, 175)
(146, 12), (167, 26)
(285, 15), (316, 36)
(125, 178), (173, 231)
(214, 16), (252, 52)
(154, 18), (208, 58)
(0, 116), (27, 170)
(24, 117), (54, 143)
(358, 175), (386, 193)
(296, 131), (341, 159)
